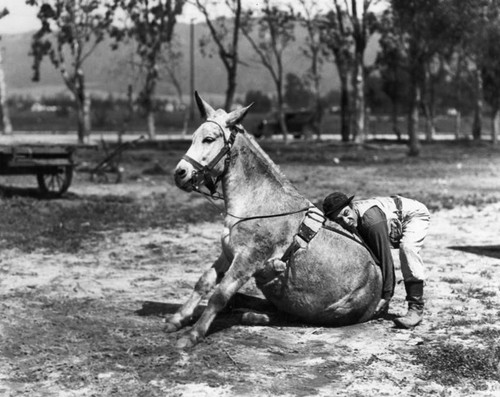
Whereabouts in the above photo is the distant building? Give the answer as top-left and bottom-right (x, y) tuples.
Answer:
(31, 102), (58, 112)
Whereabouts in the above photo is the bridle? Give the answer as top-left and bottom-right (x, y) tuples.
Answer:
(179, 112), (372, 261)
(181, 119), (315, 231)
(182, 119), (242, 196)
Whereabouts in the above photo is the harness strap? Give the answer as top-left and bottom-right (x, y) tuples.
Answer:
(182, 154), (205, 170)
(281, 207), (325, 263)
(391, 195), (403, 221)
(322, 224), (380, 265)
(183, 121), (241, 197)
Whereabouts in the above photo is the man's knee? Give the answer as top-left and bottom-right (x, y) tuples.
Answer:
(399, 241), (422, 256)
(399, 242), (426, 281)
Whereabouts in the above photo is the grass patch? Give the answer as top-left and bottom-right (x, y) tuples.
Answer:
(413, 342), (500, 386)
(0, 194), (220, 253)
(441, 277), (463, 284)
(465, 286), (497, 300)
(446, 317), (496, 327)
(471, 327), (500, 341)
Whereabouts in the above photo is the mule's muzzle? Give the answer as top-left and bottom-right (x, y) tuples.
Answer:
(174, 163), (195, 192)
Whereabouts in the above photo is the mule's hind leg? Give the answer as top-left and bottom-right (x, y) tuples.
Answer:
(164, 253), (229, 333)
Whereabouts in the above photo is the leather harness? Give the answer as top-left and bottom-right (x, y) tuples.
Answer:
(182, 119), (379, 264)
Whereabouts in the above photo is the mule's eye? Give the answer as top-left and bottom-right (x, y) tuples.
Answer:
(202, 136), (215, 144)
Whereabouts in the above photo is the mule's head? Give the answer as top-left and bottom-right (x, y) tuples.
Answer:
(174, 92), (252, 193)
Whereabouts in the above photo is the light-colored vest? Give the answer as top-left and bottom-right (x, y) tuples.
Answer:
(353, 196), (429, 246)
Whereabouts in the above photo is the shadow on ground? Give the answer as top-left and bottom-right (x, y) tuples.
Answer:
(448, 245), (500, 259)
(135, 293), (398, 336)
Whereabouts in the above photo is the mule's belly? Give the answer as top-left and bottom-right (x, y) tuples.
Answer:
(257, 244), (382, 326)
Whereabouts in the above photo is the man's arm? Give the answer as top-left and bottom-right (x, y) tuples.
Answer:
(357, 206), (396, 300)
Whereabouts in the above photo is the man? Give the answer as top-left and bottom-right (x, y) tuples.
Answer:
(322, 192), (430, 329)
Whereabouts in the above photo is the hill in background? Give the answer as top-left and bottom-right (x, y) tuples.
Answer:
(1, 21), (379, 106)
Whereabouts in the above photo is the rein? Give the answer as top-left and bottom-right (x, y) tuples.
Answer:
(199, 191), (314, 231)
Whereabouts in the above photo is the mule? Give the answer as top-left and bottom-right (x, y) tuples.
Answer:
(170, 92), (383, 348)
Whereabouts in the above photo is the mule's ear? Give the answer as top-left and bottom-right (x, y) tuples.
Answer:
(195, 91), (216, 119)
(226, 103), (253, 127)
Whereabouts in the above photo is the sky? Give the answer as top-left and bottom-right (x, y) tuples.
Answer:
(0, 0), (385, 35)
(0, 0), (39, 34)
(0, 0), (206, 34)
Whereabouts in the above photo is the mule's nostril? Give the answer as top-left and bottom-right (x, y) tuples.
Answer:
(176, 168), (187, 178)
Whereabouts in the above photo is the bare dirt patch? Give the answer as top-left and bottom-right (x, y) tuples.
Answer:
(1, 140), (500, 396)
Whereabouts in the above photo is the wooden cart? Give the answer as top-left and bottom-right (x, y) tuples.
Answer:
(0, 144), (75, 197)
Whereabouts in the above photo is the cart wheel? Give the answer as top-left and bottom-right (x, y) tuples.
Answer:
(37, 166), (73, 197)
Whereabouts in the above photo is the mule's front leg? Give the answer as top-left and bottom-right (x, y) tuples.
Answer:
(176, 254), (252, 349)
(165, 254), (228, 333)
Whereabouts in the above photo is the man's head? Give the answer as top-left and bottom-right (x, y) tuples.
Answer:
(322, 192), (358, 228)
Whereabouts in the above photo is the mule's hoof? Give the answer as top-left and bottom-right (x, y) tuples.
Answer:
(240, 312), (271, 325)
(164, 321), (180, 333)
(176, 335), (197, 349)
(269, 258), (287, 272)
(373, 299), (390, 318)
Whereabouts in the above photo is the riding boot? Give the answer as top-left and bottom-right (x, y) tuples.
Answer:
(393, 281), (424, 329)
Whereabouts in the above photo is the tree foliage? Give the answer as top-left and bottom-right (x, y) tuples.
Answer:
(26, 0), (116, 142)
(284, 72), (312, 109)
(196, 0), (244, 111)
(241, 1), (296, 140)
(110, 0), (186, 138)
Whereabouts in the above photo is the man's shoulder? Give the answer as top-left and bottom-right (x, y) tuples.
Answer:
(359, 205), (387, 228)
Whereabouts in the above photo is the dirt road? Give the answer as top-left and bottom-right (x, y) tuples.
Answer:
(1, 141), (499, 396)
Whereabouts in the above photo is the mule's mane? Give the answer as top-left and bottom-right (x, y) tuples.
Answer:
(237, 128), (301, 196)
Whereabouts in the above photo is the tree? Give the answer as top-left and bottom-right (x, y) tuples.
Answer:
(0, 7), (13, 134)
(241, 0), (296, 142)
(284, 72), (312, 109)
(319, 6), (353, 142)
(480, 5), (500, 145)
(453, 0), (500, 141)
(111, 0), (186, 139)
(343, 0), (379, 144)
(196, 0), (243, 111)
(244, 90), (271, 112)
(27, 0), (116, 143)
(376, 16), (408, 140)
(297, 0), (326, 139)
(161, 38), (186, 106)
(387, 0), (465, 155)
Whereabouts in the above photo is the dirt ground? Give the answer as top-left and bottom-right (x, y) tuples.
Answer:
(1, 139), (500, 396)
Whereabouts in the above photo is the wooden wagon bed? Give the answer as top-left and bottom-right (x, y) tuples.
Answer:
(0, 144), (76, 197)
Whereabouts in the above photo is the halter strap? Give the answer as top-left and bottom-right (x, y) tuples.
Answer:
(182, 119), (242, 196)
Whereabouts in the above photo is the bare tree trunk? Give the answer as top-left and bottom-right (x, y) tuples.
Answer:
(472, 70), (483, 141)
(351, 57), (365, 143)
(76, 96), (91, 143)
(422, 101), (436, 142)
(147, 110), (156, 140)
(492, 109), (499, 145)
(224, 68), (237, 111)
(454, 111), (461, 140)
(84, 95), (91, 137)
(391, 101), (401, 141)
(311, 66), (322, 141)
(73, 71), (91, 143)
(76, 103), (86, 143)
(339, 74), (351, 142)
(276, 78), (288, 143)
(0, 48), (12, 134)
(408, 81), (421, 156)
